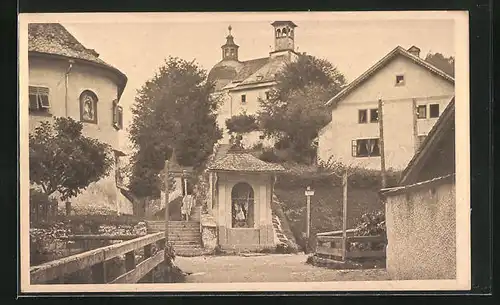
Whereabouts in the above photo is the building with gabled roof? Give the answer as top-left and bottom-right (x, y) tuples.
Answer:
(317, 45), (455, 170)
(28, 23), (133, 215)
(208, 21), (301, 147)
(380, 97), (456, 280)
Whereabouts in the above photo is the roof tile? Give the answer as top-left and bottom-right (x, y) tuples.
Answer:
(208, 152), (285, 172)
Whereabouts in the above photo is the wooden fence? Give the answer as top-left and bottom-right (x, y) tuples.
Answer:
(315, 234), (386, 260)
(30, 232), (166, 284)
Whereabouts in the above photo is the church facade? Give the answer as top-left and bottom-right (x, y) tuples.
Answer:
(208, 21), (301, 148)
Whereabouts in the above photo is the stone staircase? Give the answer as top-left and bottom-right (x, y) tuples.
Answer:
(146, 205), (206, 257)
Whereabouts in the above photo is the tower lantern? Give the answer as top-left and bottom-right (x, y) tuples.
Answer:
(221, 25), (239, 61)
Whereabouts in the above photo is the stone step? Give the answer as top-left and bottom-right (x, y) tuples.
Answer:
(168, 236), (201, 241)
(171, 241), (201, 246)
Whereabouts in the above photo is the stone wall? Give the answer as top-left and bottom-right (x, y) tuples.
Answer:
(385, 180), (456, 280)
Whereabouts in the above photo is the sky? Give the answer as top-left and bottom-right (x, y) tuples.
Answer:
(58, 12), (458, 152)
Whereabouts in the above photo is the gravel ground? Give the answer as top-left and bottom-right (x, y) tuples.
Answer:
(175, 254), (390, 283)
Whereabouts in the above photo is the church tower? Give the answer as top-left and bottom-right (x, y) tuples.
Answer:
(271, 21), (297, 54)
(221, 25), (239, 61)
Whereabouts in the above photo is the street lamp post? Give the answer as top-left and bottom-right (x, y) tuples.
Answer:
(305, 186), (315, 253)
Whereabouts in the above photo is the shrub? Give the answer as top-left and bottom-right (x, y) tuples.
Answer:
(225, 113), (259, 134)
(258, 148), (282, 163)
(349, 210), (386, 251)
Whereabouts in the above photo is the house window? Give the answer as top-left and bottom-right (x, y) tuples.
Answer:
(241, 94), (246, 104)
(358, 109), (367, 124)
(352, 138), (381, 157)
(231, 182), (254, 228)
(112, 100), (123, 130)
(429, 104), (440, 118)
(29, 86), (50, 112)
(80, 90), (98, 123)
(395, 75), (405, 86)
(417, 105), (427, 119)
(265, 91), (270, 100)
(370, 108), (379, 123)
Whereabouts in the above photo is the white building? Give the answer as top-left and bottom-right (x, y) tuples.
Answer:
(28, 23), (133, 215)
(207, 21), (301, 148)
(317, 45), (455, 171)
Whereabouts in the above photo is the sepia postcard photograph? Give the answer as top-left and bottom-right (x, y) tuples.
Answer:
(18, 11), (471, 293)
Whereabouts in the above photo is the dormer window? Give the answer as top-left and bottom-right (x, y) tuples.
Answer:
(395, 74), (405, 86)
(29, 86), (51, 113)
(256, 75), (263, 81)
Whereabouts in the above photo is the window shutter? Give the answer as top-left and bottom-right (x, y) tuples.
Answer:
(112, 101), (118, 125)
(351, 140), (357, 157)
(38, 87), (49, 95)
(29, 94), (38, 110)
(39, 95), (50, 108)
(117, 106), (123, 129)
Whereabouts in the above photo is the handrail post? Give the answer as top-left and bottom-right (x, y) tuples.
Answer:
(143, 244), (153, 282)
(125, 251), (136, 272)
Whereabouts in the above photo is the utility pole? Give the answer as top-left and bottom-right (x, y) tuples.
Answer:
(183, 170), (189, 221)
(378, 98), (387, 188)
(341, 170), (348, 261)
(412, 98), (419, 153)
(163, 159), (172, 282)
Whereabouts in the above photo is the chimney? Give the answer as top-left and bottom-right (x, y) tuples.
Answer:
(407, 46), (421, 57)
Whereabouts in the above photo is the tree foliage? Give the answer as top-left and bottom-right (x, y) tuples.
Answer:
(424, 52), (455, 77)
(225, 112), (259, 134)
(29, 117), (113, 201)
(128, 56), (222, 198)
(258, 54), (347, 163)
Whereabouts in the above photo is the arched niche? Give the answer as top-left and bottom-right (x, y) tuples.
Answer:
(231, 182), (255, 228)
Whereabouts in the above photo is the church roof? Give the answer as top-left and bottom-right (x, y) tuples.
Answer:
(208, 152), (285, 172)
(232, 57), (270, 82)
(28, 23), (128, 100)
(236, 55), (289, 87)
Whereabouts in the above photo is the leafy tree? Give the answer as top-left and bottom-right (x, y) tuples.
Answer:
(29, 117), (113, 201)
(424, 52), (455, 77)
(258, 54), (347, 163)
(128, 56), (222, 198)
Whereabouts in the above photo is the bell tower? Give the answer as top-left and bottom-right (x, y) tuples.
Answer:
(221, 25), (239, 61)
(271, 21), (297, 53)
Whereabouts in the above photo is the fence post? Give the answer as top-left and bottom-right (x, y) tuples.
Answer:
(143, 244), (153, 282)
(91, 262), (106, 284)
(341, 171), (348, 261)
(125, 251), (136, 272)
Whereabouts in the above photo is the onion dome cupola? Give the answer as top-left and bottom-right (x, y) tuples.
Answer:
(221, 25), (239, 61)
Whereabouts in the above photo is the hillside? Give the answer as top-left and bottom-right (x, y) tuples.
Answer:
(271, 161), (397, 248)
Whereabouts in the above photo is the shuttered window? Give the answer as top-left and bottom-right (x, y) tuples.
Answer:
(112, 99), (123, 130)
(28, 86), (50, 111)
(351, 138), (381, 157)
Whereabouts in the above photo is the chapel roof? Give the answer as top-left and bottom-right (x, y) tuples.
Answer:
(208, 152), (285, 173)
(28, 23), (128, 99)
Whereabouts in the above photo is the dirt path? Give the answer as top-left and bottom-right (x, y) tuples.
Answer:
(175, 254), (390, 283)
